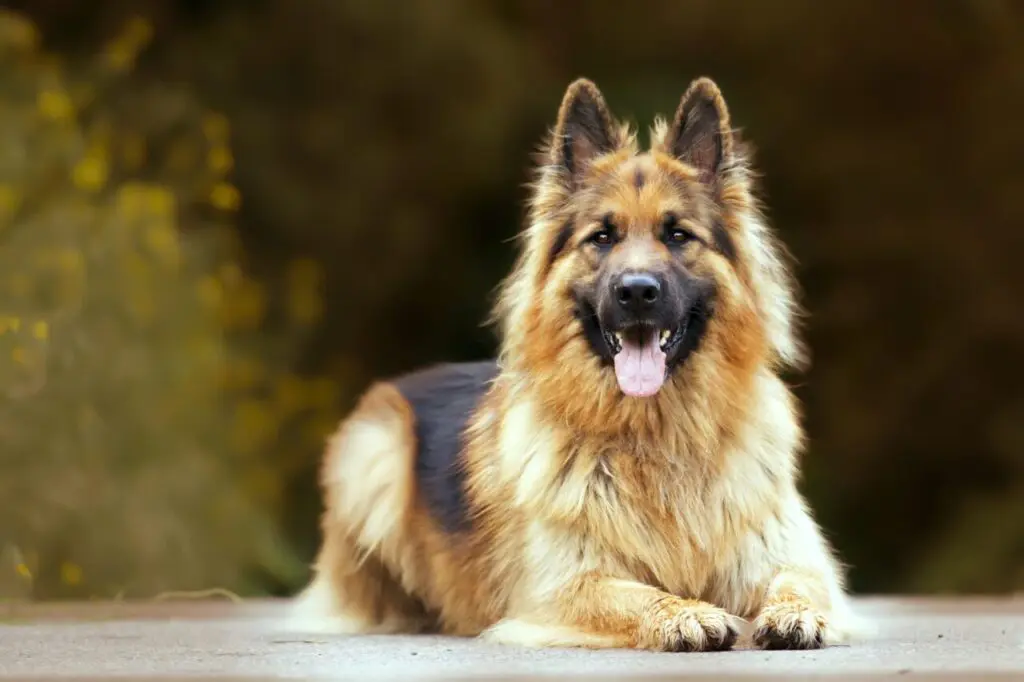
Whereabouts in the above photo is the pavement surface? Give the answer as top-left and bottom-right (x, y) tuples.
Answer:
(1, 597), (1022, 681)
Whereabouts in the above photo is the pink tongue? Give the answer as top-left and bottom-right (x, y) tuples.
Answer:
(613, 334), (667, 397)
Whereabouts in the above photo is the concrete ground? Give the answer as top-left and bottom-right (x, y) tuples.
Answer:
(1, 597), (1022, 681)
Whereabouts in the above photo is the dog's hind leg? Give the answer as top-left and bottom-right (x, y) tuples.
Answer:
(290, 531), (429, 634)
(289, 383), (430, 634)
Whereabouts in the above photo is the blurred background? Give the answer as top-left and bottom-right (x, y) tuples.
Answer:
(0, 0), (1020, 602)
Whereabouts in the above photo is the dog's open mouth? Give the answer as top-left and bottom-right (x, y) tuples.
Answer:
(602, 320), (687, 398)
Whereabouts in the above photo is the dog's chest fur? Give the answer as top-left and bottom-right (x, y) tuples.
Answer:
(491, 394), (783, 603)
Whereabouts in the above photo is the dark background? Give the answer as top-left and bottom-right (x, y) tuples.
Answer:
(0, 0), (1021, 600)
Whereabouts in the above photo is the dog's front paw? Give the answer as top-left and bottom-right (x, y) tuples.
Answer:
(752, 600), (827, 650)
(642, 598), (740, 652)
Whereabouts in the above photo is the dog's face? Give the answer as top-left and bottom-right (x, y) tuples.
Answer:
(542, 78), (744, 398)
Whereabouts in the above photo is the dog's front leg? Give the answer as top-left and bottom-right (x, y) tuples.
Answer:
(744, 493), (860, 650)
(483, 571), (740, 652)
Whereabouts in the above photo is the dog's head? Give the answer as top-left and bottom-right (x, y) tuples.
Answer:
(497, 77), (803, 405)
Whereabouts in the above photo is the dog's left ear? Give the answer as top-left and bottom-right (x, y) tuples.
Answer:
(665, 77), (734, 184)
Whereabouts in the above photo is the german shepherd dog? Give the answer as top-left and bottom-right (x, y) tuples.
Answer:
(291, 76), (863, 651)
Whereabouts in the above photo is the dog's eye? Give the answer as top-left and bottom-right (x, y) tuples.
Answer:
(588, 215), (616, 246)
(666, 228), (694, 244)
(662, 214), (694, 245)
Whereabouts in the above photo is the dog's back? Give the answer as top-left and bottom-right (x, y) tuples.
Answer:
(394, 361), (498, 534)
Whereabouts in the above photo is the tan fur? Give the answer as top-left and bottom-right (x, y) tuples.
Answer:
(292, 76), (869, 651)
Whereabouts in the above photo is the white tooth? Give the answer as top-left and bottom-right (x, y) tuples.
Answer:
(660, 329), (670, 346)
(614, 332), (623, 344)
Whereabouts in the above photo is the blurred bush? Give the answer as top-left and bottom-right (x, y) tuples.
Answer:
(0, 9), (317, 599)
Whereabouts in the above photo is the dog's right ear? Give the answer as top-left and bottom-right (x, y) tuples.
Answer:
(551, 78), (616, 184)
(664, 77), (734, 186)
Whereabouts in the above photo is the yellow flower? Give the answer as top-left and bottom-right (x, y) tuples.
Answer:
(11, 346), (27, 365)
(37, 89), (73, 121)
(0, 10), (40, 52)
(207, 146), (234, 175)
(32, 320), (48, 340)
(0, 184), (21, 220)
(116, 183), (146, 218)
(72, 151), (109, 192)
(144, 187), (175, 216)
(209, 182), (241, 211)
(15, 563), (32, 579)
(60, 562), (83, 586)
(102, 17), (153, 71)
(0, 316), (21, 333)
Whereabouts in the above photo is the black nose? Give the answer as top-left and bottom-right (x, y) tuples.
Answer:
(615, 272), (661, 313)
